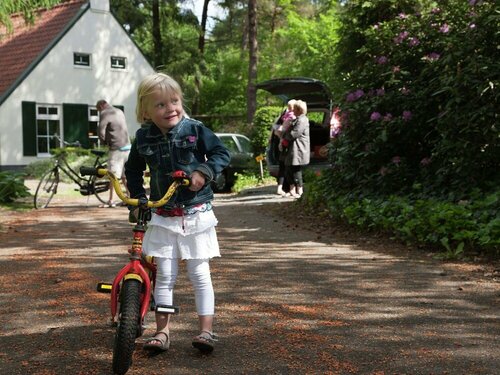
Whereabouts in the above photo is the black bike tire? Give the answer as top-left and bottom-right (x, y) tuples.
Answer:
(34, 169), (59, 209)
(112, 279), (142, 375)
(90, 175), (110, 204)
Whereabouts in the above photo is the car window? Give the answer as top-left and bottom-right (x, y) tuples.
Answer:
(236, 136), (253, 154)
(219, 136), (239, 153)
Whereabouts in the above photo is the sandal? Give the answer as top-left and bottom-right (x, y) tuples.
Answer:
(143, 331), (170, 352)
(192, 330), (218, 353)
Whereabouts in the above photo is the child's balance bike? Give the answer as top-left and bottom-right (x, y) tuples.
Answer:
(80, 166), (190, 375)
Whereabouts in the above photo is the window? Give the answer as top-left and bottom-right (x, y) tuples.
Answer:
(111, 56), (127, 69)
(88, 106), (101, 148)
(236, 136), (253, 154)
(219, 136), (239, 153)
(74, 52), (91, 67)
(36, 104), (61, 155)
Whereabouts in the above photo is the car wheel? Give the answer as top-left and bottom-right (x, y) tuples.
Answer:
(212, 172), (228, 193)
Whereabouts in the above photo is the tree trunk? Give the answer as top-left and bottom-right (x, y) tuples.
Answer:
(193, 0), (210, 115)
(246, 0), (258, 124)
(198, 0), (210, 55)
(152, 0), (162, 68)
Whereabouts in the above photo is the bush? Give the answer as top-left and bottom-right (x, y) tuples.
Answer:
(232, 170), (275, 193)
(304, 175), (499, 257)
(250, 106), (282, 155)
(0, 171), (30, 203)
(331, 0), (499, 198)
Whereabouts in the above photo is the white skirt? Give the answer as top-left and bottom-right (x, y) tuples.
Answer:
(142, 209), (220, 260)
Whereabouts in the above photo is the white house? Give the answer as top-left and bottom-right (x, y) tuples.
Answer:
(0, 0), (155, 170)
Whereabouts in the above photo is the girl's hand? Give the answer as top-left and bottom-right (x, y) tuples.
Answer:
(189, 171), (206, 191)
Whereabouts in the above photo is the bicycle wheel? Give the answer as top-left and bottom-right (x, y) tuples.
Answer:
(90, 175), (110, 204)
(34, 169), (59, 209)
(112, 279), (142, 375)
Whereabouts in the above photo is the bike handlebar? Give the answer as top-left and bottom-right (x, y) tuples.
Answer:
(80, 167), (191, 208)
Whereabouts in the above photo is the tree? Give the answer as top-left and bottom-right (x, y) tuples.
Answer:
(246, 0), (258, 123)
(152, 0), (162, 68)
(0, 0), (62, 31)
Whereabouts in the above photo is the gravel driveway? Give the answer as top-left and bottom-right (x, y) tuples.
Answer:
(0, 186), (498, 374)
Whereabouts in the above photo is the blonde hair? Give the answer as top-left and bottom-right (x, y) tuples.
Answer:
(293, 100), (307, 115)
(287, 99), (297, 110)
(135, 72), (184, 123)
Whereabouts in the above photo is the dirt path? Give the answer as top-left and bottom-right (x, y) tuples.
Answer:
(0, 187), (499, 375)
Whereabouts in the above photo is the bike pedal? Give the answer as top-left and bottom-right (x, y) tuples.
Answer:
(97, 282), (112, 293)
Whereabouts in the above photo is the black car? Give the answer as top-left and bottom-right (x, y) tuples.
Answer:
(256, 77), (333, 176)
(213, 133), (254, 192)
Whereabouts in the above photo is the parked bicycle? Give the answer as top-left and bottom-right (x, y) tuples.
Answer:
(34, 137), (109, 209)
(81, 166), (190, 375)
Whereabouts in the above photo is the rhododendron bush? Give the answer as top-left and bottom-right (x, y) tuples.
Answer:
(326, 0), (498, 197)
(307, 0), (499, 254)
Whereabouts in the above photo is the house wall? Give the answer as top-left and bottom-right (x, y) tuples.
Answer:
(0, 6), (154, 168)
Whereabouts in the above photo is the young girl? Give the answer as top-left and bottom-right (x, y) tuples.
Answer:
(125, 73), (230, 353)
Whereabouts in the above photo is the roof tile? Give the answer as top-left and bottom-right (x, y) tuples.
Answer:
(0, 0), (87, 98)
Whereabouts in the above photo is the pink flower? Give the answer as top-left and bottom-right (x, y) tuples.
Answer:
(398, 13), (408, 19)
(376, 88), (385, 96)
(402, 111), (412, 121)
(377, 56), (388, 65)
(392, 66), (401, 73)
(188, 135), (197, 143)
(469, 23), (476, 29)
(439, 24), (450, 33)
(425, 52), (441, 61)
(370, 112), (382, 121)
(391, 156), (401, 165)
(420, 157), (432, 166)
(383, 113), (393, 122)
(409, 37), (420, 46)
(346, 89), (365, 102)
(393, 31), (409, 45)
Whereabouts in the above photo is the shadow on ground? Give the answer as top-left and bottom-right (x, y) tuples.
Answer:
(0, 187), (498, 374)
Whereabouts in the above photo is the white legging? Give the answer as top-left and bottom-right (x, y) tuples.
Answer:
(154, 257), (214, 316)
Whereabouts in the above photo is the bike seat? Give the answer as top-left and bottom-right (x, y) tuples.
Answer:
(91, 150), (106, 157)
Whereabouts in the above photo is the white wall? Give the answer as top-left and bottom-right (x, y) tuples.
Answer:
(0, 6), (154, 167)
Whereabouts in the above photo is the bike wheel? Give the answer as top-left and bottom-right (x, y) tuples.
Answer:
(112, 279), (142, 375)
(90, 175), (110, 204)
(34, 169), (59, 209)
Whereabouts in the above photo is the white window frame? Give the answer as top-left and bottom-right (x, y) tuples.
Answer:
(88, 106), (101, 148)
(36, 104), (63, 157)
(110, 56), (127, 70)
(73, 52), (91, 69)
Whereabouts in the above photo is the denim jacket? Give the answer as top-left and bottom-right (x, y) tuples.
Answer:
(125, 117), (231, 209)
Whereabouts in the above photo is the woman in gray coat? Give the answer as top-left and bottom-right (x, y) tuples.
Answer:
(282, 100), (310, 197)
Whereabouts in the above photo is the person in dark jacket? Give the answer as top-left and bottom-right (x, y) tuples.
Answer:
(281, 100), (310, 198)
(125, 73), (230, 353)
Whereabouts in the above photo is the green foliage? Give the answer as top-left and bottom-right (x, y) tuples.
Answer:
(0, 171), (30, 203)
(232, 171), (275, 193)
(250, 106), (282, 155)
(0, 0), (61, 31)
(304, 176), (500, 257)
(330, 0), (499, 198)
(24, 148), (105, 182)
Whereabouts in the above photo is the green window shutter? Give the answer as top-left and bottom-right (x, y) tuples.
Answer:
(63, 103), (89, 148)
(22, 101), (37, 156)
